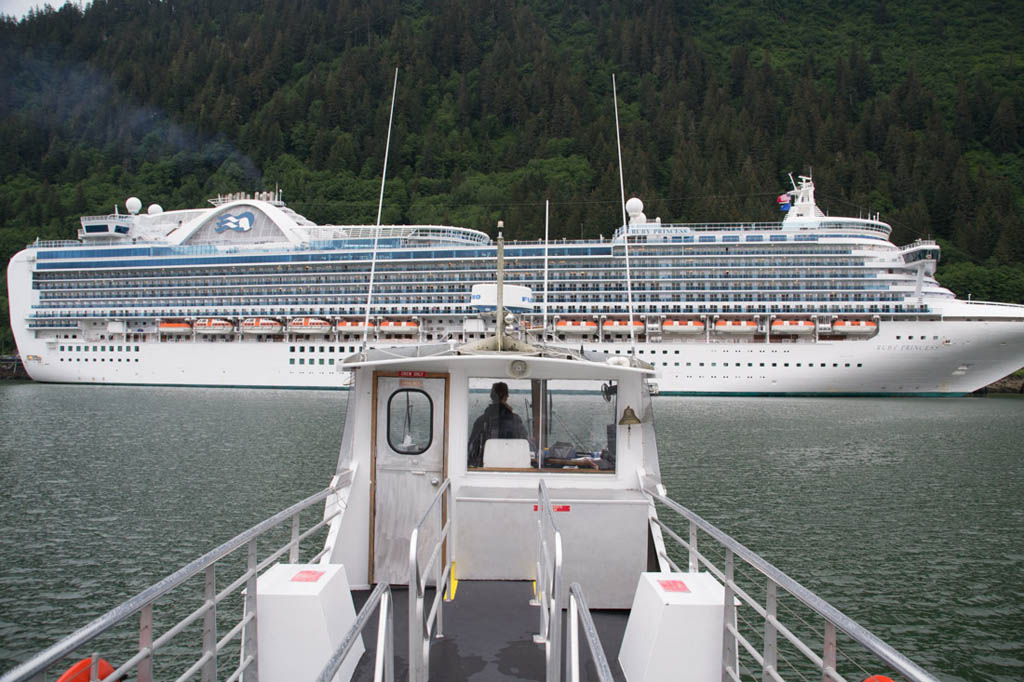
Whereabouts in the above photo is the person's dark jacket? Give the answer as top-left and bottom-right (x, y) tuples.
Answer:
(468, 402), (528, 467)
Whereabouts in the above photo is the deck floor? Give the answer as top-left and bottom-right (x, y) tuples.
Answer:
(350, 581), (629, 681)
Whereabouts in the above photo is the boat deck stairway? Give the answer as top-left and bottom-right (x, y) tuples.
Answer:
(342, 581), (627, 681)
(391, 477), (623, 681)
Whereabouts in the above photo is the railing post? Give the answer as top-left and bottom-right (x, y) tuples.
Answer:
(138, 604), (153, 682)
(202, 564), (217, 682)
(721, 548), (736, 682)
(568, 592), (580, 682)
(409, 528), (423, 682)
(763, 580), (777, 682)
(688, 519), (698, 572)
(244, 538), (260, 682)
(822, 621), (837, 682)
(289, 513), (300, 563)
(435, 489), (444, 638)
(376, 589), (395, 682)
(548, 534), (563, 682)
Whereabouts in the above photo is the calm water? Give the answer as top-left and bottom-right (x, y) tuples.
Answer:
(0, 383), (1021, 681)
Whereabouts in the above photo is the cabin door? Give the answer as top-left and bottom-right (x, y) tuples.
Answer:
(371, 372), (448, 585)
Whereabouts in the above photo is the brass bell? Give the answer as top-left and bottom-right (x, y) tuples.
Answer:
(618, 406), (641, 426)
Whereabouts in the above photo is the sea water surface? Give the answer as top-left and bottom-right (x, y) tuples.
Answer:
(0, 382), (1021, 681)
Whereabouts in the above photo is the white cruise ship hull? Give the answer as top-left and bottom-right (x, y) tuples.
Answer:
(11, 315), (1023, 396)
(8, 181), (1024, 395)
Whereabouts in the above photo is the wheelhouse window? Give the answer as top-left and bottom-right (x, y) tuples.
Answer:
(387, 389), (432, 455)
(467, 377), (617, 473)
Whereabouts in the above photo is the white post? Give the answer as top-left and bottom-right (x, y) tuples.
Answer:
(612, 74), (638, 355)
(363, 67), (399, 347)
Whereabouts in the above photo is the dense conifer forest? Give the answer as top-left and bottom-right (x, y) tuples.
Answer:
(1, 0), (1023, 351)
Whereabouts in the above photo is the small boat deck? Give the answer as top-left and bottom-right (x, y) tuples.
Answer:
(351, 581), (629, 681)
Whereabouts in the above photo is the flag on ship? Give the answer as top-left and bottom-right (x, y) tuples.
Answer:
(777, 193), (791, 211)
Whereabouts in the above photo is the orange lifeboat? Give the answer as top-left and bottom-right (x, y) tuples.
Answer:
(240, 317), (283, 335)
(336, 319), (375, 334)
(380, 320), (419, 335)
(193, 318), (234, 335)
(158, 320), (192, 335)
(603, 319), (646, 335)
(714, 320), (758, 334)
(771, 319), (816, 335)
(662, 319), (705, 335)
(555, 319), (598, 335)
(833, 319), (878, 335)
(287, 317), (332, 335)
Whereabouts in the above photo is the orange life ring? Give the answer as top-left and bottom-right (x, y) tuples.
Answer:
(56, 657), (115, 682)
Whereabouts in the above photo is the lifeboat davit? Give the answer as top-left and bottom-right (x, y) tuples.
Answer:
(380, 320), (420, 335)
(714, 320), (758, 334)
(603, 319), (646, 335)
(158, 320), (192, 335)
(288, 317), (332, 335)
(336, 320), (375, 334)
(662, 319), (705, 335)
(555, 319), (598, 335)
(193, 318), (234, 335)
(241, 317), (283, 334)
(833, 319), (878, 335)
(771, 319), (816, 335)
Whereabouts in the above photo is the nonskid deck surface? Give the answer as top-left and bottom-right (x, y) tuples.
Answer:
(350, 581), (629, 681)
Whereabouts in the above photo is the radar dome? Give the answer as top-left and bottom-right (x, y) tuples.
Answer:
(147, 204), (164, 215)
(625, 197), (644, 216)
(125, 197), (142, 214)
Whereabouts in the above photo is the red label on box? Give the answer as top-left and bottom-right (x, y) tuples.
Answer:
(532, 504), (571, 512)
(291, 570), (325, 583)
(658, 579), (690, 593)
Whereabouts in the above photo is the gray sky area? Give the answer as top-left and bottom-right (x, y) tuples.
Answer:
(0, 0), (88, 19)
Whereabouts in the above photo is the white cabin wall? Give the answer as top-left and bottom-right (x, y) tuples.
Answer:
(324, 368), (374, 587)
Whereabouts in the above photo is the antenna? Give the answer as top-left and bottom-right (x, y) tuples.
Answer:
(376, 67), (399, 227)
(543, 200), (550, 341)
(612, 74), (638, 354)
(496, 225), (504, 352)
(363, 67), (399, 347)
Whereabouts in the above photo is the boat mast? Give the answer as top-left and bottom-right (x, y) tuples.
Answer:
(613, 74), (638, 354)
(543, 200), (550, 341)
(363, 67), (399, 347)
(496, 224), (505, 351)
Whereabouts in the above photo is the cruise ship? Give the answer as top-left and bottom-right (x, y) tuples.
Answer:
(7, 176), (1024, 395)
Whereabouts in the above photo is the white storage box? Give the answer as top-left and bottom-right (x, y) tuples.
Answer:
(256, 563), (363, 682)
(619, 572), (735, 682)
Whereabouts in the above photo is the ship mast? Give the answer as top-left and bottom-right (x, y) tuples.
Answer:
(363, 67), (399, 347)
(613, 74), (638, 355)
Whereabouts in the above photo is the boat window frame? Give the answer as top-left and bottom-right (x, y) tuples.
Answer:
(386, 388), (434, 456)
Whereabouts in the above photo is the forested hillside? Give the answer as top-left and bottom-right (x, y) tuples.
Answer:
(2, 0), (1023, 351)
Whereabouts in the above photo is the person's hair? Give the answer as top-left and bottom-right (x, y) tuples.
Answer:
(490, 381), (509, 402)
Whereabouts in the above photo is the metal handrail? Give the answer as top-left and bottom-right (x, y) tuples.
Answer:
(316, 581), (395, 682)
(408, 478), (454, 682)
(1, 469), (355, 682)
(534, 480), (564, 682)
(566, 583), (614, 682)
(641, 477), (940, 682)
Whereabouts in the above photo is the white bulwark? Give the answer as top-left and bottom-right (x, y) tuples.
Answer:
(7, 177), (1024, 395)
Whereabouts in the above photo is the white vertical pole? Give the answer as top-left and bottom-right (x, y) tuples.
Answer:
(613, 74), (638, 354)
(363, 67), (399, 347)
(543, 200), (550, 340)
